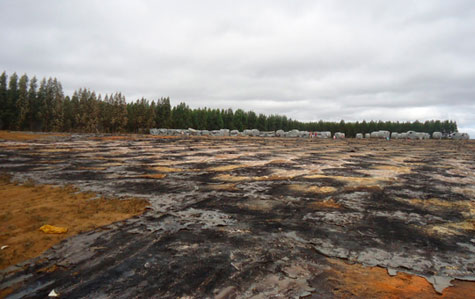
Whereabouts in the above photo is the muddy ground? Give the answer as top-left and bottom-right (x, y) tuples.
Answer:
(0, 133), (474, 298)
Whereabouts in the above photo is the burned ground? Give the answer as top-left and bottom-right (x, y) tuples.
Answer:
(0, 134), (474, 298)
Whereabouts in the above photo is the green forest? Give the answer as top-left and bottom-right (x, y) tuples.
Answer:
(0, 71), (458, 137)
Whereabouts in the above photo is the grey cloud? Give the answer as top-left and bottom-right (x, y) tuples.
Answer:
(1, 0), (474, 135)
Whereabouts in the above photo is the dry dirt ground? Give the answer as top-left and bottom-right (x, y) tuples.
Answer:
(0, 176), (149, 271)
(0, 131), (474, 298)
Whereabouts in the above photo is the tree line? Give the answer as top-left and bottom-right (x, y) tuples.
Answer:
(0, 71), (458, 137)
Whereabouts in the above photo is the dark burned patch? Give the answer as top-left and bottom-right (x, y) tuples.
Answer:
(0, 150), (30, 159)
(3, 153), (38, 162)
(303, 152), (325, 159)
(347, 153), (379, 160)
(128, 146), (152, 151)
(268, 216), (335, 239)
(102, 154), (137, 159)
(343, 161), (380, 169)
(374, 195), (432, 216)
(213, 150), (239, 155)
(129, 157), (158, 164)
(228, 206), (306, 234)
(403, 159), (428, 164)
(77, 160), (108, 167)
(163, 149), (187, 155)
(123, 166), (157, 174)
(398, 172), (466, 188)
(369, 189), (467, 222)
(60, 161), (107, 171)
(231, 166), (272, 177)
(297, 176), (346, 187)
(47, 153), (78, 161)
(112, 230), (236, 297)
(384, 184), (471, 203)
(416, 165), (442, 173)
(192, 193), (247, 208)
(93, 146), (116, 153)
(199, 183), (241, 193)
(367, 216), (459, 251)
(116, 180), (189, 195)
(190, 172), (216, 183)
(265, 183), (337, 199)
(18, 229), (235, 298)
(399, 170), (433, 182)
(134, 231), (239, 297)
(191, 195), (285, 223)
(185, 152), (217, 157)
(291, 157), (324, 165)
(243, 153), (270, 161)
(33, 155), (68, 162)
(57, 170), (106, 181)
(0, 164), (40, 172)
(187, 161), (234, 170)
(161, 155), (186, 161)
(0, 158), (15, 164)
(266, 162), (302, 170)
(322, 167), (370, 177)
(417, 165), (466, 179)
(366, 190), (409, 210)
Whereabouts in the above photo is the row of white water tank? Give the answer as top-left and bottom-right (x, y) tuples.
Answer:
(150, 128), (335, 138)
(355, 130), (470, 140)
(150, 128), (469, 139)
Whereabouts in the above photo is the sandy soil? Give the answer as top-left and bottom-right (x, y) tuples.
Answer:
(0, 175), (149, 271)
(327, 258), (475, 299)
(0, 131), (69, 141)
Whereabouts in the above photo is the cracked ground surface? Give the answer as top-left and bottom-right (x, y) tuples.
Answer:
(0, 134), (474, 298)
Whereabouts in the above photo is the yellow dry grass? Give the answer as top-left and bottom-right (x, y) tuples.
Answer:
(207, 164), (248, 172)
(89, 135), (139, 141)
(288, 184), (337, 194)
(0, 131), (68, 141)
(77, 166), (107, 171)
(327, 258), (475, 298)
(0, 178), (149, 270)
(308, 199), (341, 209)
(451, 187), (475, 199)
(151, 166), (183, 172)
(0, 144), (30, 150)
(267, 159), (294, 164)
(206, 183), (237, 191)
(372, 165), (412, 173)
(400, 198), (475, 217)
(401, 197), (475, 235)
(426, 220), (475, 236)
(256, 175), (295, 181)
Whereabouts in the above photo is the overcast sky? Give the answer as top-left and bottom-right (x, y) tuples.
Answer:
(1, 0), (474, 136)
